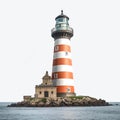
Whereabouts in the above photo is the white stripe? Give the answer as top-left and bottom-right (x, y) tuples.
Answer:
(53, 52), (71, 59)
(53, 79), (74, 86)
(52, 65), (73, 72)
(55, 38), (71, 46)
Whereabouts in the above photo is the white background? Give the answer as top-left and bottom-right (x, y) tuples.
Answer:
(0, 0), (120, 102)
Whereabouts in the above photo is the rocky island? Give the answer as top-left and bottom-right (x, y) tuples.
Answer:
(8, 96), (109, 107)
(8, 72), (109, 107)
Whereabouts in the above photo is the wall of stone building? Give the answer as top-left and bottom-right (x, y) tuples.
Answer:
(35, 86), (57, 98)
(23, 96), (31, 102)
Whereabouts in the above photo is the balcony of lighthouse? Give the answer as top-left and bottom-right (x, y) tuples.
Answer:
(51, 27), (73, 39)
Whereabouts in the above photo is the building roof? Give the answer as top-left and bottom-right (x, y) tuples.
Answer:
(42, 71), (51, 79)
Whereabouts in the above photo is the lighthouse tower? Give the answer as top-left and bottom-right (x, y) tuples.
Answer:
(51, 11), (76, 97)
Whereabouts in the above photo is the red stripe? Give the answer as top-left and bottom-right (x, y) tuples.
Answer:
(57, 86), (74, 93)
(54, 45), (71, 52)
(53, 58), (72, 65)
(52, 72), (73, 79)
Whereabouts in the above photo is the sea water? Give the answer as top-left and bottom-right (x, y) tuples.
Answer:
(0, 102), (120, 120)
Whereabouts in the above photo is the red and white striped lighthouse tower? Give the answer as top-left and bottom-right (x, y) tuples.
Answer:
(51, 11), (76, 97)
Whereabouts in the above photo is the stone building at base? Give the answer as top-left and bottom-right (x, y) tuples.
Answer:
(35, 71), (57, 98)
(24, 71), (57, 101)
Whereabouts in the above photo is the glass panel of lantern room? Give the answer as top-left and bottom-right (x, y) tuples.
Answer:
(56, 18), (69, 30)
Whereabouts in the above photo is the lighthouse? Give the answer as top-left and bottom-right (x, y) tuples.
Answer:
(51, 11), (76, 97)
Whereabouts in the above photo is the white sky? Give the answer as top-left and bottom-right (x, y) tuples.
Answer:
(0, 0), (120, 102)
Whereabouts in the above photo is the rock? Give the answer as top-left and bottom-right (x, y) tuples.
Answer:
(7, 96), (110, 107)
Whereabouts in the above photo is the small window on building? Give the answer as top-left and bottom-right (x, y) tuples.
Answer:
(54, 46), (59, 52)
(54, 73), (58, 79)
(39, 91), (42, 94)
(51, 91), (53, 94)
(65, 52), (68, 56)
(66, 88), (71, 93)
(44, 91), (49, 97)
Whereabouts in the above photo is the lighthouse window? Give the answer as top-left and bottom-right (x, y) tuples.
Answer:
(59, 18), (63, 22)
(54, 73), (58, 79)
(57, 18), (67, 22)
(67, 88), (71, 92)
(55, 46), (59, 51)
(65, 52), (68, 56)
(58, 18), (63, 22)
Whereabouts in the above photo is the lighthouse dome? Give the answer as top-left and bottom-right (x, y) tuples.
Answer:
(51, 10), (73, 39)
(55, 10), (69, 20)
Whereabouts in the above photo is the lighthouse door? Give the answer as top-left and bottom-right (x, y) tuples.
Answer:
(44, 91), (49, 97)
